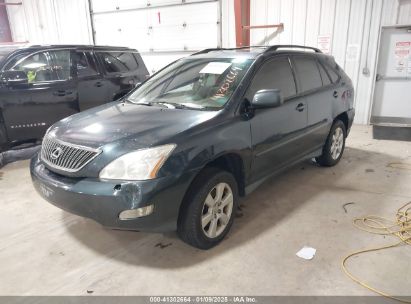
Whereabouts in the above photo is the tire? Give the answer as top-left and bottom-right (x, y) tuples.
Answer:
(177, 167), (239, 249)
(316, 119), (346, 167)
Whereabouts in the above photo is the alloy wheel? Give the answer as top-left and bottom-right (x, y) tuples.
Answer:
(330, 127), (344, 160)
(201, 182), (234, 239)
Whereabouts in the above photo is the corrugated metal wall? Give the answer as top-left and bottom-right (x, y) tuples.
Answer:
(5, 0), (411, 123)
(6, 0), (92, 44)
(249, 0), (411, 124)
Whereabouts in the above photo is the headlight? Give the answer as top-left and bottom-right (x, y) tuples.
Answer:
(99, 144), (176, 180)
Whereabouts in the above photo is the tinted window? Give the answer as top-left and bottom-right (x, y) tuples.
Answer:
(248, 57), (296, 99)
(318, 62), (331, 86)
(293, 57), (322, 92)
(51, 50), (71, 80)
(98, 51), (138, 73)
(324, 63), (340, 83)
(8, 51), (56, 83)
(75, 51), (98, 77)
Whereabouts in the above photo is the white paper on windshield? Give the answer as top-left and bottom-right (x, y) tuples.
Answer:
(200, 62), (232, 74)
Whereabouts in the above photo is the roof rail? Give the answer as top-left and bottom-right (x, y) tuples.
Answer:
(191, 45), (322, 56)
(191, 46), (266, 56)
(264, 45), (322, 53)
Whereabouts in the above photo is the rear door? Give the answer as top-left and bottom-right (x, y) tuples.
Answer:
(291, 55), (335, 150)
(247, 56), (308, 182)
(75, 50), (111, 111)
(95, 50), (142, 100)
(0, 49), (78, 145)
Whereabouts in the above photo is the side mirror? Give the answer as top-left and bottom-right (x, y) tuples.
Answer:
(1, 70), (29, 87)
(135, 82), (142, 88)
(252, 89), (283, 109)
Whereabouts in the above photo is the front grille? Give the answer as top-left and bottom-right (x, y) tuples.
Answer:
(41, 136), (101, 172)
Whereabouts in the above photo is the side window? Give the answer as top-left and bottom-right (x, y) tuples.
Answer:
(50, 50), (71, 80)
(248, 57), (297, 100)
(293, 57), (323, 92)
(97, 51), (138, 73)
(9, 51), (57, 83)
(323, 63), (340, 83)
(318, 62), (331, 86)
(75, 51), (99, 77)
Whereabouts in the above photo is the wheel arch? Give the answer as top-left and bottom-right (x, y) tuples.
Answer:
(177, 152), (247, 225)
(335, 111), (349, 135)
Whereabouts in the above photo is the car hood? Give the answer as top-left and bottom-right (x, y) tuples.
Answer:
(49, 101), (219, 150)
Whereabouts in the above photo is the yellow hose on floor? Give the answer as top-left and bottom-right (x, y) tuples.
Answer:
(342, 202), (411, 303)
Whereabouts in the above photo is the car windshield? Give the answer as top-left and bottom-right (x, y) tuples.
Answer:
(127, 57), (254, 110)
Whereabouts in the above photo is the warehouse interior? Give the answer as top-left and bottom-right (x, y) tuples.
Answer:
(0, 0), (411, 302)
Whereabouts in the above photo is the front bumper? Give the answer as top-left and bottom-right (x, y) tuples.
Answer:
(30, 154), (197, 232)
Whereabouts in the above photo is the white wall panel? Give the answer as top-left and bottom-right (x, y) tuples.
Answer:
(250, 0), (410, 124)
(398, 0), (411, 23)
(221, 0), (236, 47)
(6, 0), (92, 44)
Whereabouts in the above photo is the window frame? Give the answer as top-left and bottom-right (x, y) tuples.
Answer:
(2, 48), (74, 84)
(95, 51), (140, 75)
(244, 54), (299, 104)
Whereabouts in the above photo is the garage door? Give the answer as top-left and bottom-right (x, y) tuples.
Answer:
(90, 0), (222, 72)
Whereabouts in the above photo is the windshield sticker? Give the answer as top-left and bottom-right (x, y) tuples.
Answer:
(212, 66), (243, 100)
(200, 62), (232, 74)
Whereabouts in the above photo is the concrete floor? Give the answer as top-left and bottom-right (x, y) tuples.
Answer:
(0, 125), (410, 296)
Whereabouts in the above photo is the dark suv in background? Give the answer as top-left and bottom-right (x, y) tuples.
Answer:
(31, 45), (354, 249)
(0, 45), (149, 152)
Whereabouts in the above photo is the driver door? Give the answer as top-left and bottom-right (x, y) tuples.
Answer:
(0, 49), (78, 145)
(247, 56), (308, 182)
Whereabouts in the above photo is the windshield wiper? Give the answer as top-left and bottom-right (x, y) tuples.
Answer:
(152, 102), (191, 109)
(127, 99), (153, 106)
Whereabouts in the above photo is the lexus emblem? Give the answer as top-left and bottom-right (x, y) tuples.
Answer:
(50, 147), (63, 160)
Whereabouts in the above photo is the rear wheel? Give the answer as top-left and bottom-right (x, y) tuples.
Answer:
(316, 120), (346, 167)
(177, 168), (238, 249)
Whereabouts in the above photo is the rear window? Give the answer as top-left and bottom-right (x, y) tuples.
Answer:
(293, 57), (323, 92)
(97, 51), (138, 73)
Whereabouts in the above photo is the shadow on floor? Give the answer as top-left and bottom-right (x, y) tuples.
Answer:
(64, 146), (403, 269)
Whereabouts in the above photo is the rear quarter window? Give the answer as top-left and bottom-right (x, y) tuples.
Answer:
(323, 62), (340, 83)
(318, 62), (331, 86)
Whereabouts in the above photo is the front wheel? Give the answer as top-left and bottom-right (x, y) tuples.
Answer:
(177, 168), (238, 249)
(316, 120), (346, 167)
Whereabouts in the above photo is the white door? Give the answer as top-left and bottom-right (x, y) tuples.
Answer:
(371, 26), (411, 126)
(89, 0), (221, 73)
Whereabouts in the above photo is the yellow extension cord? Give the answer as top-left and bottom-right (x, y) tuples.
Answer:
(342, 202), (411, 303)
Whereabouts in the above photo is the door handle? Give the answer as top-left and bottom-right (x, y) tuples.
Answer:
(296, 103), (305, 112)
(333, 91), (338, 98)
(53, 90), (67, 96)
(94, 82), (103, 87)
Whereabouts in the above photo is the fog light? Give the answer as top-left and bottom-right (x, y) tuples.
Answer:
(119, 205), (154, 220)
